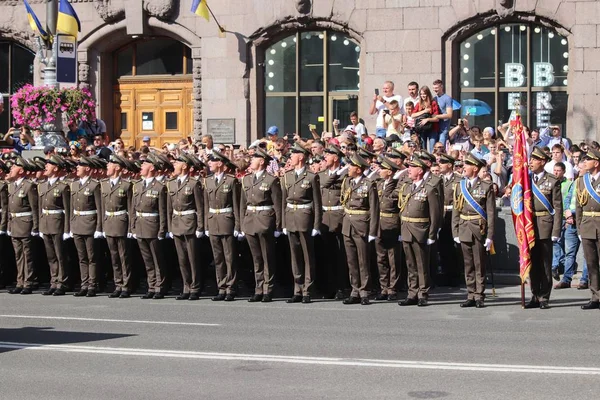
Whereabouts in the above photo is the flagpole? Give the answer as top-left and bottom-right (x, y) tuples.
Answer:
(521, 281), (525, 308)
(205, 2), (226, 33)
(44, 0), (58, 88)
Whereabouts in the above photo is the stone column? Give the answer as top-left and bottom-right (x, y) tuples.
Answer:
(192, 46), (202, 140)
(77, 51), (90, 90)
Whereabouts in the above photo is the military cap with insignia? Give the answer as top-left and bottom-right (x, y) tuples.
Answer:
(175, 153), (195, 167)
(357, 146), (376, 160)
(289, 142), (310, 156)
(530, 145), (551, 162)
(348, 152), (370, 169)
(438, 153), (456, 164)
(77, 155), (95, 167)
(32, 157), (47, 171)
(324, 143), (344, 158)
(109, 153), (129, 169)
(2, 151), (18, 161)
(252, 147), (273, 162)
(407, 157), (428, 169)
(154, 152), (174, 172)
(12, 156), (31, 171)
(377, 155), (400, 171)
(143, 153), (162, 169)
(386, 147), (408, 160)
(187, 153), (206, 170)
(0, 160), (10, 173)
(208, 149), (233, 163)
(417, 151), (436, 163)
(47, 154), (67, 169)
(464, 153), (486, 168)
(585, 147), (600, 161)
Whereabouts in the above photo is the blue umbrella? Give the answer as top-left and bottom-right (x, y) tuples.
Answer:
(461, 99), (492, 116)
(452, 99), (462, 110)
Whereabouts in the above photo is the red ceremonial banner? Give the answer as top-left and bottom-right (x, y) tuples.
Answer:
(510, 115), (536, 283)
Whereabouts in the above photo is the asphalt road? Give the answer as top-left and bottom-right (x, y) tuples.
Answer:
(1, 285), (600, 399)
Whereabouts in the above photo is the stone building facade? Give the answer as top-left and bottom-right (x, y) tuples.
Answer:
(0, 0), (598, 147)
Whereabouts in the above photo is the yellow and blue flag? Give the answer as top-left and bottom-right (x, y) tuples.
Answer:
(23, 0), (48, 40)
(57, 0), (81, 39)
(191, 0), (210, 21)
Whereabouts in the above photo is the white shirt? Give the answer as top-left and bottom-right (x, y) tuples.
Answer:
(178, 174), (188, 185)
(353, 176), (363, 185)
(15, 177), (25, 187)
(254, 170), (265, 180)
(328, 167), (339, 176)
(144, 177), (155, 187)
(544, 160), (574, 180)
(110, 177), (120, 187)
(375, 94), (403, 128)
(79, 177), (90, 187)
(533, 171), (545, 183)
(404, 96), (419, 108)
(294, 167), (306, 177)
(412, 179), (424, 190)
(214, 172), (224, 183)
(48, 177), (59, 186)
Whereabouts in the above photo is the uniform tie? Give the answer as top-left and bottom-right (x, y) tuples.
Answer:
(534, 176), (539, 184)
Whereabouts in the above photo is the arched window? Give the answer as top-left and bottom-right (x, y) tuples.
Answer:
(459, 23), (568, 131)
(264, 31), (360, 137)
(114, 38), (193, 78)
(0, 42), (34, 132)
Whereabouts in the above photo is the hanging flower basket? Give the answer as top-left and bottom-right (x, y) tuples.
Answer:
(10, 84), (96, 130)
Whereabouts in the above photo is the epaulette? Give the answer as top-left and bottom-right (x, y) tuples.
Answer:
(545, 172), (558, 180)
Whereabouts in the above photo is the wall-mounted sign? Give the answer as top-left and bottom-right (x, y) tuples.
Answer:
(207, 119), (235, 144)
(56, 34), (77, 84)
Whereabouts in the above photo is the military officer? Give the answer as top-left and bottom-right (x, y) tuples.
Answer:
(70, 156), (103, 297)
(0, 161), (9, 287)
(319, 144), (349, 300)
(397, 157), (441, 306)
(524, 146), (563, 309)
(166, 153), (204, 301)
(204, 150), (241, 301)
(374, 155), (401, 301)
(101, 154), (134, 298)
(132, 153), (168, 299)
(281, 143), (323, 304)
(439, 153), (464, 286)
(452, 154), (495, 308)
(340, 153), (379, 305)
(6, 156), (39, 294)
(576, 148), (600, 310)
(240, 147), (282, 303)
(38, 155), (71, 296)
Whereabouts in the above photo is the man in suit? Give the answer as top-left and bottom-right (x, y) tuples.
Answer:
(101, 154), (134, 298)
(374, 155), (401, 301)
(281, 143), (323, 304)
(132, 153), (168, 299)
(6, 157), (39, 294)
(38, 154), (71, 296)
(575, 148), (600, 310)
(240, 147), (282, 303)
(452, 154), (495, 308)
(525, 146), (563, 309)
(204, 150), (240, 301)
(319, 144), (348, 300)
(439, 153), (464, 286)
(397, 157), (441, 306)
(167, 153), (204, 301)
(70, 156), (103, 297)
(340, 153), (379, 305)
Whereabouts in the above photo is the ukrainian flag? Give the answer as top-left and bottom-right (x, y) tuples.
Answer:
(57, 0), (81, 39)
(191, 0), (210, 21)
(23, 0), (48, 40)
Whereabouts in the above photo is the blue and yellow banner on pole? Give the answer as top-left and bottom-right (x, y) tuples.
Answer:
(23, 0), (48, 40)
(191, 0), (210, 21)
(57, 0), (81, 39)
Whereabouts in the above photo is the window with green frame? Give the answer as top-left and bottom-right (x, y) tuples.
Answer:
(459, 23), (568, 132)
(264, 31), (360, 137)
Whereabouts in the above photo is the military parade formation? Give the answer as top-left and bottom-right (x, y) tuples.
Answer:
(1, 141), (600, 311)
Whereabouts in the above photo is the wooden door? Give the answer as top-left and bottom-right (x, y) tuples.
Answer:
(114, 78), (193, 149)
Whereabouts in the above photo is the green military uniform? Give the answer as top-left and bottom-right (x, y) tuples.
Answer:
(439, 154), (464, 286)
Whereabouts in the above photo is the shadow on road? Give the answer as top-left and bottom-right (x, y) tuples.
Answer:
(0, 326), (134, 354)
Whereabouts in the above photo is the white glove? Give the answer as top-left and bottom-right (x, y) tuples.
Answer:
(578, 235), (582, 241)
(0, 231), (5, 235)
(368, 235), (376, 243)
(237, 231), (246, 241)
(204, 230), (210, 237)
(69, 231), (73, 238)
(127, 232), (133, 239)
(398, 235), (402, 242)
(484, 238), (493, 251)
(6, 231), (11, 236)
(337, 165), (349, 175)
(62, 233), (70, 241)
(311, 229), (320, 237)
(427, 239), (435, 245)
(133, 233), (137, 239)
(93, 231), (103, 239)
(31, 231), (39, 237)
(233, 230), (240, 238)
(167, 232), (174, 239)
(551, 236), (559, 242)
(158, 236), (164, 240)
(274, 231), (281, 238)
(102, 232), (106, 238)
(454, 237), (461, 244)
(38, 232), (44, 239)
(195, 231), (204, 238)
(282, 228), (288, 235)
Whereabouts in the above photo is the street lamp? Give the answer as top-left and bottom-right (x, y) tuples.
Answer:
(36, 0), (58, 88)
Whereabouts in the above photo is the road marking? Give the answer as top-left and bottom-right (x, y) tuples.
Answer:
(0, 315), (220, 327)
(0, 341), (599, 375)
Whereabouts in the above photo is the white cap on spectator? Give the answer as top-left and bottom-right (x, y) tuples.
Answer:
(167, 143), (177, 151)
(483, 127), (495, 137)
(249, 139), (262, 149)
